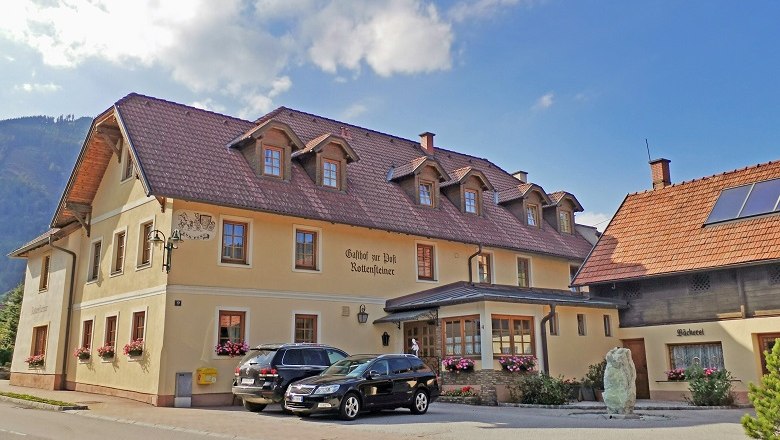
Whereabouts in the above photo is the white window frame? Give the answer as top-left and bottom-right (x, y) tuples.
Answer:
(414, 240), (438, 283)
(136, 217), (155, 270)
(86, 236), (103, 284)
(110, 226), (128, 277)
(78, 315), (96, 363)
(476, 250), (495, 284)
(291, 310), (321, 344)
(217, 215), (254, 268)
(119, 140), (134, 183)
(212, 306), (251, 360)
(516, 254), (533, 288)
(291, 224), (323, 273)
(127, 306), (148, 362)
(102, 312), (120, 363)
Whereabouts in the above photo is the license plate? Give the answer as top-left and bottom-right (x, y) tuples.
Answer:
(241, 378), (254, 385)
(291, 395), (303, 403)
(262, 381), (271, 387)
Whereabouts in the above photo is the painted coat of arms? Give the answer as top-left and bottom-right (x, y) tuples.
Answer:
(174, 210), (216, 240)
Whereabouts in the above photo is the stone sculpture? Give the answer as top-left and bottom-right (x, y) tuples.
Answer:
(603, 347), (637, 415)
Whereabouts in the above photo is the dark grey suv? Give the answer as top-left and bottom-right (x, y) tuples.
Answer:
(232, 343), (348, 412)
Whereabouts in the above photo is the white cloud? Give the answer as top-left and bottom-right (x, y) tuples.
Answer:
(14, 82), (60, 93)
(4, 55), (14, 62)
(342, 103), (368, 119)
(449, 0), (529, 22)
(190, 98), (227, 114)
(576, 212), (612, 232)
(532, 92), (554, 110)
(0, 0), (461, 117)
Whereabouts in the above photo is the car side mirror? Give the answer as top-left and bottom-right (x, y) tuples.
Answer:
(366, 370), (381, 379)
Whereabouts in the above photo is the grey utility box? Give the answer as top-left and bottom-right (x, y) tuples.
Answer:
(174, 372), (192, 408)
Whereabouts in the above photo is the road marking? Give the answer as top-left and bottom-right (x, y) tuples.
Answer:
(0, 428), (27, 436)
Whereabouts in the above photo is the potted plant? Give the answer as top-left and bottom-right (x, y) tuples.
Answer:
(214, 340), (250, 357)
(25, 354), (44, 368)
(442, 356), (475, 372)
(586, 360), (606, 401)
(97, 344), (115, 359)
(579, 377), (596, 401)
(498, 355), (537, 372)
(73, 347), (91, 360)
(666, 368), (686, 381)
(123, 339), (144, 357)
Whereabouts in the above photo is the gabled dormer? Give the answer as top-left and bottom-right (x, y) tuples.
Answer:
(292, 133), (360, 191)
(227, 119), (305, 181)
(388, 156), (450, 208)
(543, 191), (584, 234)
(440, 167), (494, 215)
(497, 183), (552, 228)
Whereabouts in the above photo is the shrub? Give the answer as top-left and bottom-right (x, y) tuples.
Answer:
(586, 360), (607, 390)
(509, 373), (570, 405)
(685, 364), (734, 406)
(743, 341), (780, 438)
(0, 348), (11, 366)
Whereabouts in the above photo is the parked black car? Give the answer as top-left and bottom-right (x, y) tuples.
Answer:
(284, 354), (439, 420)
(232, 343), (348, 412)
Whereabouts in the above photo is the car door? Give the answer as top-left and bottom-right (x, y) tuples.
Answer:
(302, 348), (331, 375)
(360, 359), (393, 408)
(388, 357), (415, 405)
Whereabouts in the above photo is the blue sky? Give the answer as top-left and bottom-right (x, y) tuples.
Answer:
(2, 0), (780, 230)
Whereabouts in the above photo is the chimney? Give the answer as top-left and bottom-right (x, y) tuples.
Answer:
(649, 158), (671, 189)
(420, 132), (435, 155)
(512, 170), (528, 183)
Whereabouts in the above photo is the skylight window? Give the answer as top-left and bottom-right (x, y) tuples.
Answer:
(706, 179), (780, 224)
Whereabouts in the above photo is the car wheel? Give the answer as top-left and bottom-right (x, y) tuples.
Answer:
(339, 393), (361, 421)
(243, 400), (267, 412)
(410, 389), (429, 415)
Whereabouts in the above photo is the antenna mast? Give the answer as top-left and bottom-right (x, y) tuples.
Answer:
(645, 139), (652, 162)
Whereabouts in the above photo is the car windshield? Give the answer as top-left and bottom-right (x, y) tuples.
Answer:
(239, 349), (276, 366)
(322, 357), (374, 377)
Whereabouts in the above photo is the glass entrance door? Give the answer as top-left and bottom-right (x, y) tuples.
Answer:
(404, 321), (438, 374)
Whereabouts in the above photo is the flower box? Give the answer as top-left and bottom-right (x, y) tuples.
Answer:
(97, 345), (115, 359)
(442, 357), (475, 372)
(498, 355), (537, 373)
(215, 340), (249, 357)
(73, 347), (91, 360)
(25, 354), (44, 368)
(123, 339), (144, 357)
(666, 368), (686, 381)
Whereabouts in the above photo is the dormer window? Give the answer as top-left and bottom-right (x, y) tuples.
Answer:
(419, 181), (434, 206)
(559, 210), (572, 233)
(464, 189), (478, 214)
(527, 204), (539, 227)
(263, 146), (283, 177)
(322, 160), (339, 189)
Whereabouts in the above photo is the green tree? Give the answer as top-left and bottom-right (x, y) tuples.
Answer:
(0, 284), (24, 350)
(743, 340), (780, 439)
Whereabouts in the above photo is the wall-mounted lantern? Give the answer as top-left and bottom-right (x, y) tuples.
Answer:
(149, 229), (182, 273)
(381, 332), (390, 347)
(357, 304), (368, 324)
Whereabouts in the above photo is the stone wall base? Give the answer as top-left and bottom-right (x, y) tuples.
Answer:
(10, 372), (62, 390)
(442, 369), (526, 405)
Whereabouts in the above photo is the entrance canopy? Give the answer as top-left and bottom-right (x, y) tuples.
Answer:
(373, 308), (438, 327)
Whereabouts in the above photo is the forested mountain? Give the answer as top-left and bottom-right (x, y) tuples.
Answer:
(0, 115), (91, 294)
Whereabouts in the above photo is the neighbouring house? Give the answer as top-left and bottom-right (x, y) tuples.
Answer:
(8, 93), (622, 406)
(574, 158), (780, 403)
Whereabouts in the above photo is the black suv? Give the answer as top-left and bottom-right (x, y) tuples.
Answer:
(284, 354), (439, 420)
(232, 343), (348, 412)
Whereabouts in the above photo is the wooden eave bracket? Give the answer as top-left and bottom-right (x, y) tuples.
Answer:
(65, 201), (92, 237)
(155, 196), (166, 212)
(96, 126), (122, 160)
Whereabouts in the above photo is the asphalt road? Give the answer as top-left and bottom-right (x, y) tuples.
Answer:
(0, 399), (753, 440)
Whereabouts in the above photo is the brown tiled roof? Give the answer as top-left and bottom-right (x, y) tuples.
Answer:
(545, 191), (584, 211)
(74, 93), (594, 260)
(496, 183), (553, 205)
(574, 160), (780, 285)
(8, 228), (59, 257)
(389, 156), (438, 181)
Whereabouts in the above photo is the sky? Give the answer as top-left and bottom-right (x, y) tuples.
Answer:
(2, 0), (780, 231)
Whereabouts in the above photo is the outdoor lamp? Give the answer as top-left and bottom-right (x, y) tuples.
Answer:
(149, 228), (183, 273)
(357, 304), (368, 324)
(381, 332), (390, 347)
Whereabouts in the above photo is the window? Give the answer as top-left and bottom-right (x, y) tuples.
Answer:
(82, 320), (93, 349)
(526, 204), (539, 227)
(706, 179), (780, 224)
(417, 244), (435, 281)
(263, 146), (282, 177)
(491, 315), (535, 356)
(139, 221), (153, 267)
(112, 231), (126, 274)
(419, 181), (433, 206)
(603, 315), (612, 337)
(218, 310), (245, 349)
(294, 314), (317, 343)
(89, 240), (101, 281)
(322, 160), (339, 188)
(549, 312), (559, 336)
(122, 148), (134, 181)
(477, 253), (492, 284)
(39, 255), (50, 291)
(517, 257), (530, 288)
(295, 229), (317, 270)
(131, 311), (145, 341)
(442, 316), (481, 356)
(105, 316), (117, 347)
(32, 325), (47, 356)
(559, 211), (572, 233)
(577, 314), (586, 336)
(389, 358), (413, 374)
(221, 221), (247, 264)
(570, 265), (580, 292)
(668, 343), (725, 371)
(464, 189), (478, 214)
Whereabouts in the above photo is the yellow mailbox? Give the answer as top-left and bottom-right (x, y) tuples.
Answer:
(196, 367), (218, 385)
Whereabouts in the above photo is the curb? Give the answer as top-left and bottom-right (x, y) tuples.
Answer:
(495, 402), (751, 410)
(0, 395), (88, 411)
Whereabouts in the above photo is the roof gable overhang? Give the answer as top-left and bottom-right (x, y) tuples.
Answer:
(497, 183), (551, 205)
(545, 191), (584, 212)
(225, 119), (305, 151)
(441, 167), (495, 191)
(292, 133), (360, 163)
(389, 156), (451, 182)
